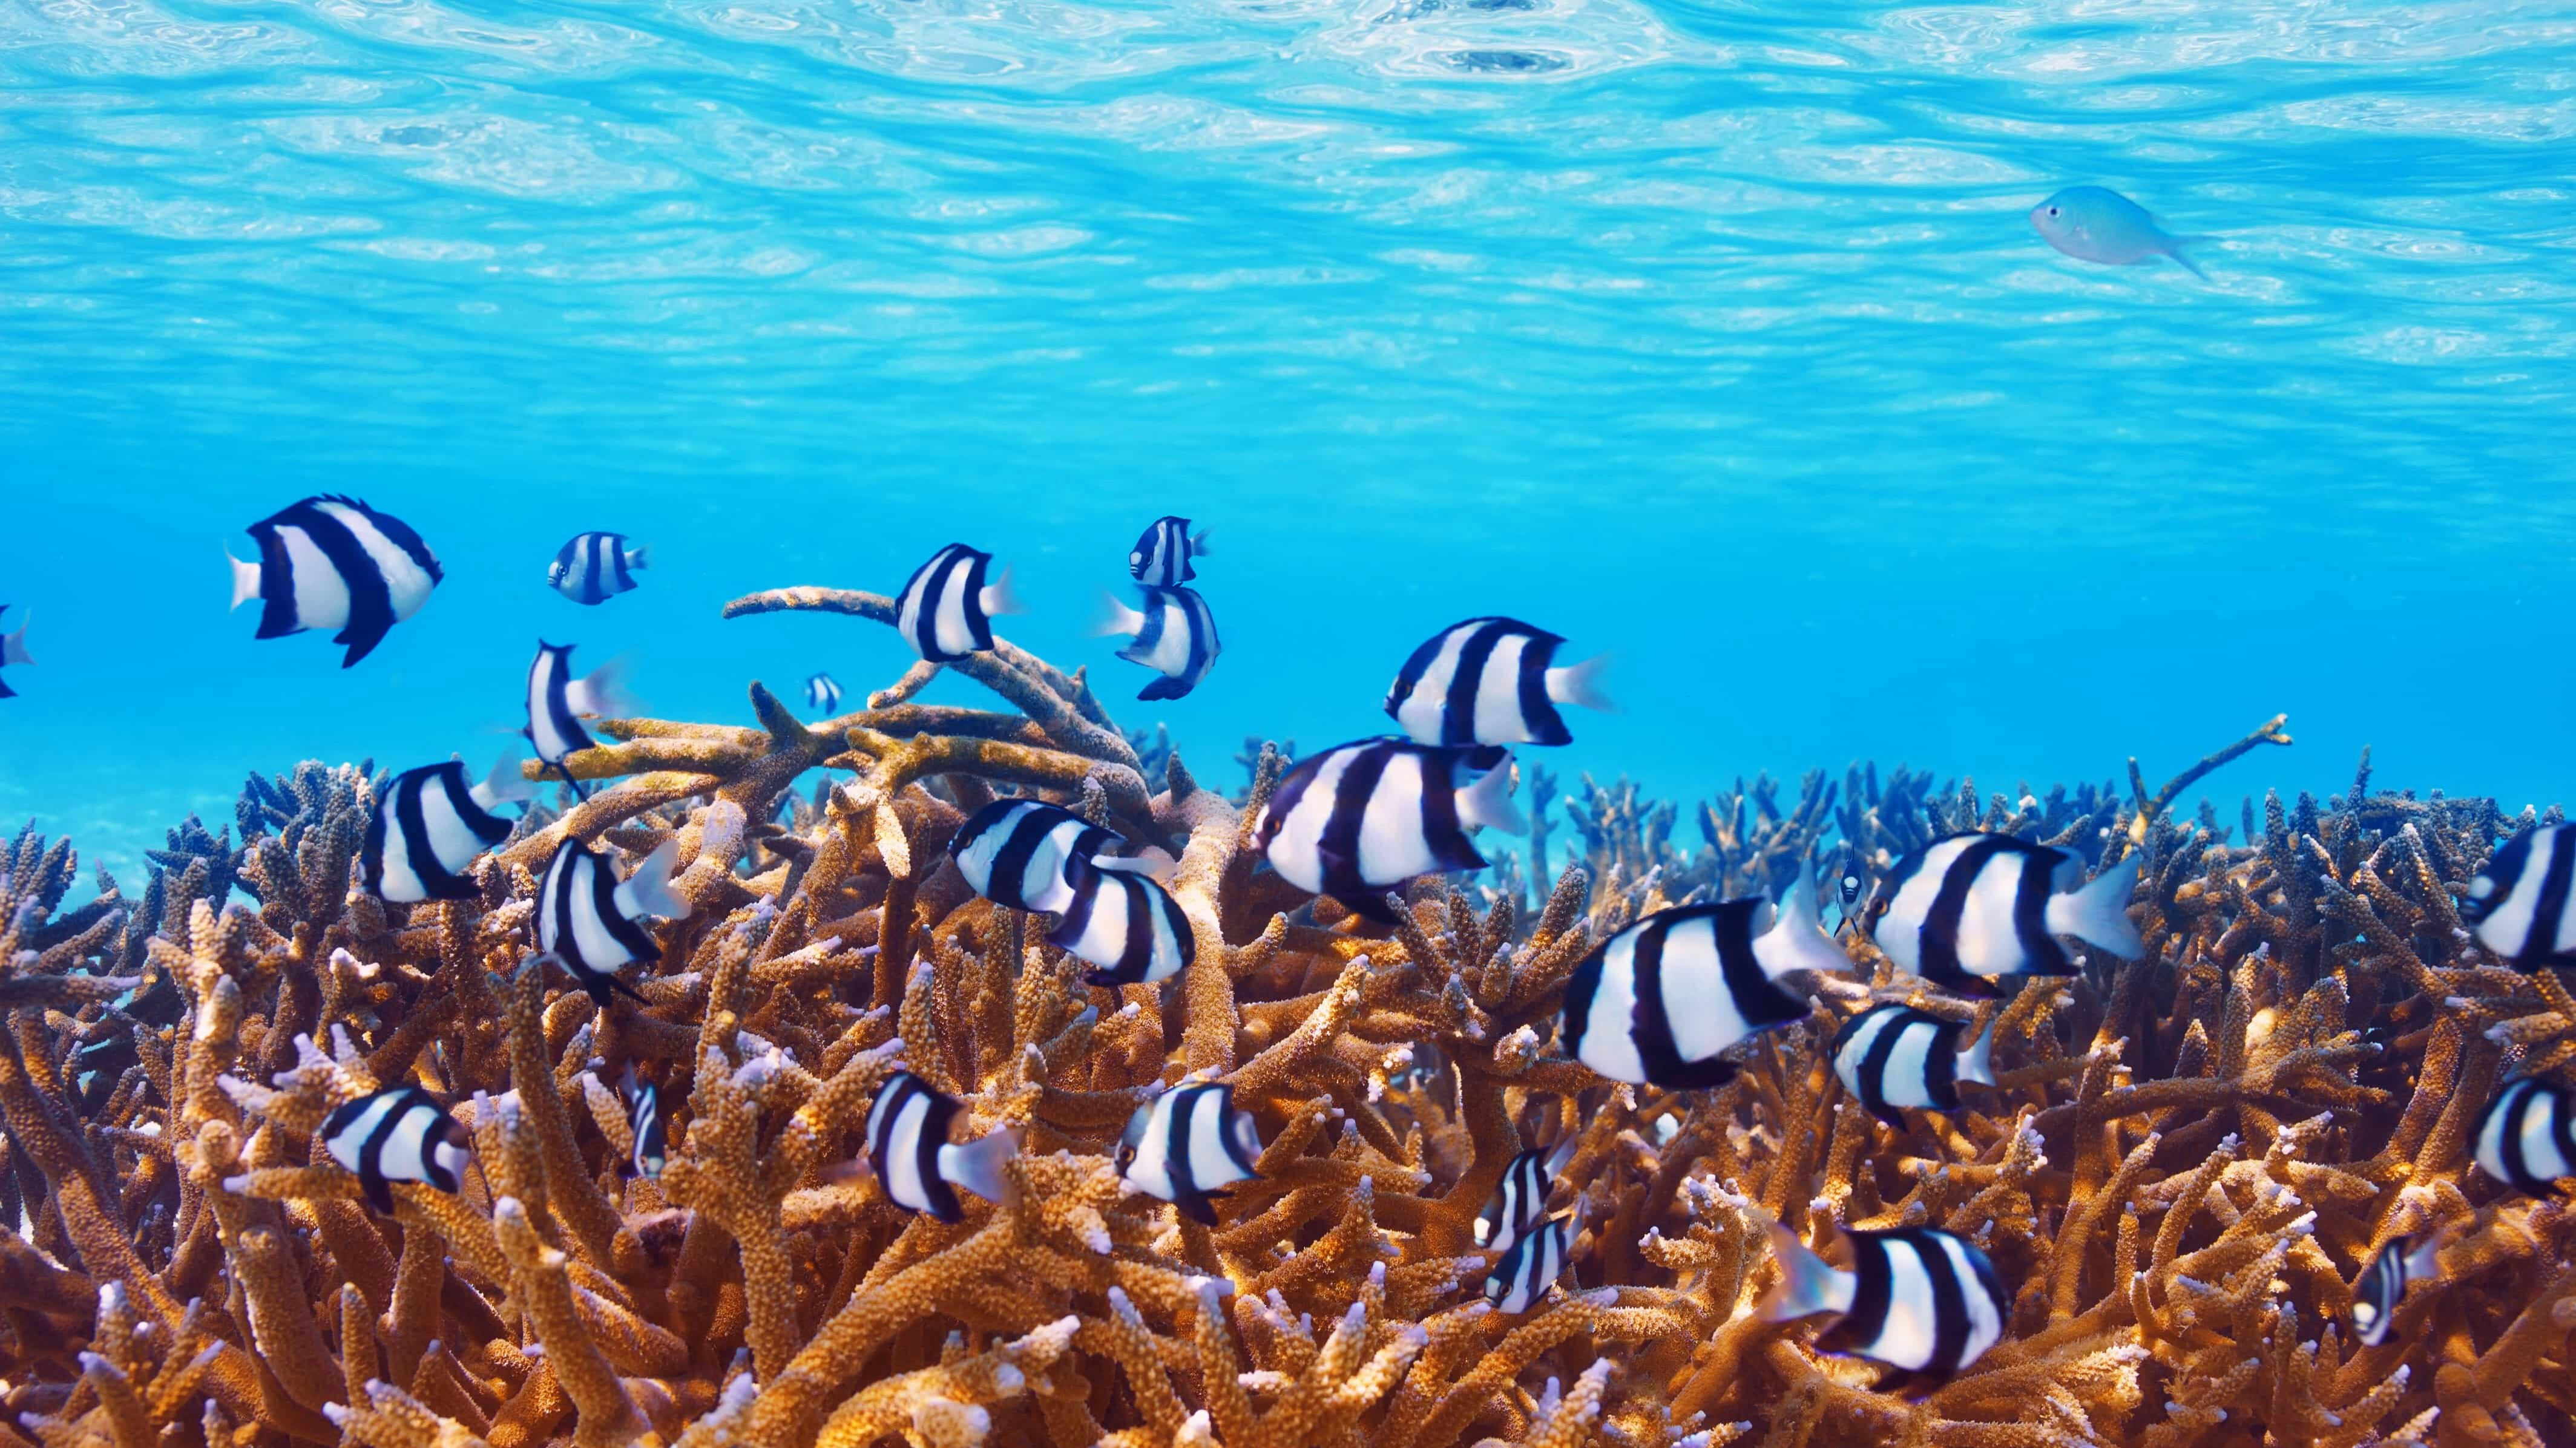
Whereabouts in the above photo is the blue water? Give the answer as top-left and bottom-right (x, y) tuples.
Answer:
(5, 0), (2573, 886)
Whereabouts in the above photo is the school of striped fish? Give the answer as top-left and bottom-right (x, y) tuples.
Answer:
(4, 494), (2574, 1447)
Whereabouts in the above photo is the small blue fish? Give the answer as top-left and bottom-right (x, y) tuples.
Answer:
(2030, 186), (2208, 280)
(0, 606), (30, 699)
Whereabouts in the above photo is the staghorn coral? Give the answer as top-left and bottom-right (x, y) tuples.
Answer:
(0, 590), (2569, 1448)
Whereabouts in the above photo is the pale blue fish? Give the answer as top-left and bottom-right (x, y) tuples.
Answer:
(2029, 186), (2208, 280)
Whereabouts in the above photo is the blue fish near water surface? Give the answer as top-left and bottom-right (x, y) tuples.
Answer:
(2029, 186), (2209, 280)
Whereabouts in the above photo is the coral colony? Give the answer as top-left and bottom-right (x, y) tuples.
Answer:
(4, 548), (2576, 1448)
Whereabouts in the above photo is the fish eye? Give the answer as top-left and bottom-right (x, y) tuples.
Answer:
(2046, 206), (2059, 217)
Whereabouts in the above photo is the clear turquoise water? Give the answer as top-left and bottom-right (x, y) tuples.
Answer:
(5, 0), (2572, 886)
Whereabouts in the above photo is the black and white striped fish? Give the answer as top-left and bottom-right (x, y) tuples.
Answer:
(1052, 865), (1194, 987)
(804, 673), (843, 715)
(2350, 1234), (2442, 1348)
(361, 754), (535, 904)
(524, 641), (631, 797)
(1475, 1135), (1579, 1254)
(2474, 1075), (2576, 1196)
(1829, 1005), (1997, 1124)
(1561, 867), (1848, 1089)
(950, 799), (1120, 913)
(2464, 824), (2576, 970)
(1097, 586), (1220, 702)
(864, 1070), (1020, 1222)
(1115, 1082), (1263, 1225)
(620, 1066), (668, 1179)
(1871, 834), (2143, 995)
(1760, 1220), (2009, 1375)
(1254, 738), (1526, 915)
(0, 606), (30, 699)
(547, 531), (649, 605)
(1384, 618), (1612, 749)
(894, 543), (1022, 663)
(536, 837), (685, 1006)
(1128, 515), (1209, 588)
(319, 1085), (472, 1215)
(1484, 1210), (1575, 1314)
(226, 496), (442, 667)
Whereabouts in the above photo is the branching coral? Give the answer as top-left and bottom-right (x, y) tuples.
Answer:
(1, 591), (2569, 1448)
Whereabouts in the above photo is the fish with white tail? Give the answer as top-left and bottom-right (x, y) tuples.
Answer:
(547, 531), (648, 605)
(804, 673), (843, 715)
(524, 641), (632, 799)
(1476, 1135), (1578, 1254)
(894, 543), (1021, 663)
(1384, 617), (1612, 748)
(864, 1070), (1019, 1222)
(361, 753), (536, 903)
(1760, 1218), (2009, 1375)
(227, 495), (442, 666)
(1097, 586), (1220, 701)
(620, 1066), (669, 1179)
(1562, 867), (1848, 1089)
(1484, 1207), (1577, 1313)
(1128, 515), (1210, 587)
(2350, 1233), (2444, 1348)
(535, 837), (685, 1005)
(1872, 834), (2143, 994)
(1254, 738), (1526, 917)
(0, 606), (29, 699)
(319, 1086), (473, 1215)
(2463, 823), (2576, 970)
(1829, 1004), (1997, 1124)
(1116, 1083), (1263, 1224)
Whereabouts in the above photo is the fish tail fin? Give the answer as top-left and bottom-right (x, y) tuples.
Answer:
(0, 609), (29, 668)
(1542, 1132), (1580, 1181)
(980, 566), (1025, 618)
(479, 750), (537, 806)
(1757, 862), (1855, 980)
(617, 1061), (641, 1103)
(226, 550), (262, 611)
(623, 542), (650, 571)
(1955, 1017), (1999, 1087)
(1189, 528), (1212, 557)
(2166, 237), (2213, 280)
(1545, 652), (1616, 713)
(614, 839), (687, 921)
(1092, 591), (1146, 638)
(1135, 675), (1194, 702)
(939, 1126), (1022, 1207)
(1756, 1217), (1855, 1322)
(568, 655), (637, 719)
(1456, 753), (1528, 836)
(2045, 851), (2145, 959)
(2402, 1235), (2445, 1282)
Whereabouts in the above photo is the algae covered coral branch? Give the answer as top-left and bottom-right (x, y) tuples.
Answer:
(0, 594), (2571, 1448)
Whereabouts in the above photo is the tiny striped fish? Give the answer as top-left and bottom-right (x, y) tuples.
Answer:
(2350, 1234), (2442, 1347)
(1128, 514), (1209, 588)
(1484, 1210), (1575, 1314)
(524, 641), (631, 798)
(1474, 1136), (1577, 1255)
(0, 606), (30, 699)
(1828, 1004), (1996, 1125)
(804, 672), (843, 714)
(1254, 738), (1526, 917)
(547, 531), (648, 604)
(1097, 585), (1220, 701)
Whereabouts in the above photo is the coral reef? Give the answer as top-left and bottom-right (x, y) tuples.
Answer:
(1, 587), (2571, 1448)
